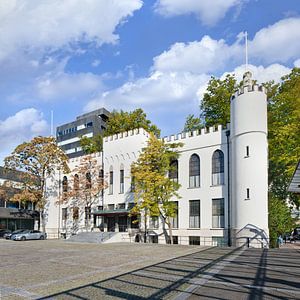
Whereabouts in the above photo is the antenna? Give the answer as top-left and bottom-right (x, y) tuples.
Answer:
(245, 31), (248, 72)
(50, 110), (54, 137)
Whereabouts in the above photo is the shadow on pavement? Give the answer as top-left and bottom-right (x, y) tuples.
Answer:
(38, 247), (239, 300)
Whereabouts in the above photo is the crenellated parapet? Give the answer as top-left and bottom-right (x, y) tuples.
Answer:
(104, 128), (150, 143)
(162, 124), (229, 143)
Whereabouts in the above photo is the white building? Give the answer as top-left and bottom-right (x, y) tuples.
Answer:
(45, 72), (269, 247)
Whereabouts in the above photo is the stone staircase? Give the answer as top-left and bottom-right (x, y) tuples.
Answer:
(66, 231), (117, 244)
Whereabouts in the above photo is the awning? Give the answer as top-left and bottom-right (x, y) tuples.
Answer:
(92, 208), (130, 216)
(288, 160), (300, 194)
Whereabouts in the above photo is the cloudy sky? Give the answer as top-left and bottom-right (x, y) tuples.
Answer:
(0, 0), (299, 164)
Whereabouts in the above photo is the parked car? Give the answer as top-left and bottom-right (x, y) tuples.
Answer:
(0, 229), (11, 238)
(4, 229), (27, 240)
(13, 230), (46, 241)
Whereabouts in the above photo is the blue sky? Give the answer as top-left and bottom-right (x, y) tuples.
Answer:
(0, 0), (299, 164)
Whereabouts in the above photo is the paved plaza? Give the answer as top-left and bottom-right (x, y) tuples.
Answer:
(0, 239), (299, 299)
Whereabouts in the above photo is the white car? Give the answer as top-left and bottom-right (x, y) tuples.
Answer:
(13, 230), (47, 241)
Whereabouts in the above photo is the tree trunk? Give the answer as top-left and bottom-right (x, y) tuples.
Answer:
(167, 218), (173, 245)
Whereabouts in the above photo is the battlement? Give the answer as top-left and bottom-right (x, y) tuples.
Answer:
(231, 84), (267, 100)
(162, 124), (229, 143)
(104, 128), (150, 143)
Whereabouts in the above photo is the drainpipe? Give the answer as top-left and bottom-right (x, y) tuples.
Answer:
(226, 130), (231, 247)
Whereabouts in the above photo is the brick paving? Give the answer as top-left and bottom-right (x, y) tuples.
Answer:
(0, 239), (299, 299)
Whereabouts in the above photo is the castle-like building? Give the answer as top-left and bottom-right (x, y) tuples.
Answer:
(45, 72), (269, 247)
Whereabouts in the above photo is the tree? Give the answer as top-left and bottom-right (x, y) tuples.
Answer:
(200, 74), (236, 126)
(268, 194), (295, 248)
(183, 114), (203, 132)
(4, 136), (69, 232)
(268, 68), (300, 206)
(80, 134), (103, 154)
(131, 134), (182, 244)
(60, 155), (106, 232)
(104, 108), (160, 137)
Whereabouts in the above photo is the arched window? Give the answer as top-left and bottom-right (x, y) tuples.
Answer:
(99, 169), (104, 185)
(212, 150), (224, 185)
(109, 166), (113, 194)
(74, 174), (79, 191)
(73, 207), (79, 220)
(189, 154), (200, 188)
(169, 160), (178, 183)
(86, 172), (92, 189)
(120, 165), (124, 194)
(62, 176), (68, 193)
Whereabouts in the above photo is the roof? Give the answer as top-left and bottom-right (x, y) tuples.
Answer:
(288, 160), (300, 194)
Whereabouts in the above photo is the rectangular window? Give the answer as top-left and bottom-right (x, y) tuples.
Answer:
(172, 236), (178, 244)
(212, 198), (225, 228)
(150, 216), (159, 229)
(189, 200), (200, 228)
(246, 146), (249, 157)
(120, 170), (124, 193)
(246, 188), (250, 199)
(189, 236), (200, 245)
(170, 201), (178, 229)
(108, 204), (114, 211)
(212, 236), (225, 247)
(62, 208), (68, 221)
(85, 206), (91, 220)
(118, 203), (125, 210)
(109, 171), (113, 194)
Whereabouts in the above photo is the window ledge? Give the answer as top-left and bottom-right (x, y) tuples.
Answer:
(210, 184), (225, 187)
(187, 228), (201, 230)
(187, 186), (201, 190)
(210, 228), (225, 230)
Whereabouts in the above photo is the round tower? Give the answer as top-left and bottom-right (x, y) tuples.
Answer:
(230, 71), (269, 247)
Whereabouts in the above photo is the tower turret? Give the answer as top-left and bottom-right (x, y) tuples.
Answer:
(230, 71), (269, 247)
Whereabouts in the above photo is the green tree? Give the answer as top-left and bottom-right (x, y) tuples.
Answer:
(131, 134), (182, 244)
(183, 114), (203, 132)
(200, 74), (236, 126)
(268, 68), (300, 206)
(80, 134), (103, 154)
(4, 136), (69, 232)
(268, 194), (295, 247)
(105, 108), (160, 137)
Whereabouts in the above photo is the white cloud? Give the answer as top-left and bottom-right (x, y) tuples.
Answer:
(154, 0), (242, 25)
(250, 18), (300, 64)
(0, 0), (143, 61)
(35, 72), (104, 101)
(153, 36), (241, 73)
(85, 71), (209, 111)
(293, 59), (300, 68)
(91, 59), (101, 67)
(0, 108), (48, 164)
(222, 64), (291, 84)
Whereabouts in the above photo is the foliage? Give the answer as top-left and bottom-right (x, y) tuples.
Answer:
(104, 108), (160, 137)
(60, 155), (106, 231)
(268, 194), (295, 247)
(131, 134), (182, 243)
(200, 74), (236, 127)
(80, 134), (103, 154)
(268, 68), (300, 206)
(183, 114), (203, 132)
(4, 136), (69, 232)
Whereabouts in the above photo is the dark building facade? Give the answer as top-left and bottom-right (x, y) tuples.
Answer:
(0, 167), (39, 231)
(56, 108), (110, 158)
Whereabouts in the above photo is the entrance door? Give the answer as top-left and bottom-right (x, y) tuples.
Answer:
(118, 216), (128, 232)
(107, 217), (115, 232)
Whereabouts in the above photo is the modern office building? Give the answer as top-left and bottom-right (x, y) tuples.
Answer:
(0, 167), (39, 231)
(56, 108), (110, 158)
(46, 72), (269, 247)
